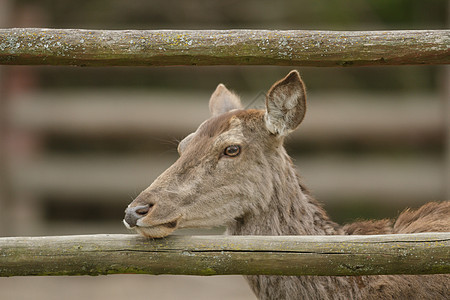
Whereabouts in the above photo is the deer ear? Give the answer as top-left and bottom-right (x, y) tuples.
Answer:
(209, 84), (243, 117)
(264, 70), (306, 136)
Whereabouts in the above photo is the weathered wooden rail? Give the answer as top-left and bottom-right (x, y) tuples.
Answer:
(0, 28), (449, 279)
(0, 233), (449, 277)
(0, 29), (449, 67)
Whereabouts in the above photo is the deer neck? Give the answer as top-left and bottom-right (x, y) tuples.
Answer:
(228, 149), (341, 236)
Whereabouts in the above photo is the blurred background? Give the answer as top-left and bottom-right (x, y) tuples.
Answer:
(0, 0), (449, 299)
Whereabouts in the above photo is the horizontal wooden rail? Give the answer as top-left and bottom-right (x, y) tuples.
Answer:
(11, 155), (441, 201)
(11, 91), (440, 139)
(0, 233), (448, 277)
(0, 29), (449, 67)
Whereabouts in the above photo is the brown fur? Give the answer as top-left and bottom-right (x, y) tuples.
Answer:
(124, 71), (449, 299)
(344, 202), (450, 236)
(344, 219), (393, 235)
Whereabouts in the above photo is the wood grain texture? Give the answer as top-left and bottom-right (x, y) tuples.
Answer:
(0, 233), (448, 277)
(0, 28), (449, 66)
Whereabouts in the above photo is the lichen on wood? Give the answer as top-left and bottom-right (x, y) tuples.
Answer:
(0, 233), (448, 277)
(0, 28), (448, 67)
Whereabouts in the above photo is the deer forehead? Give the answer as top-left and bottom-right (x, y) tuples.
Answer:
(179, 113), (249, 154)
(213, 116), (245, 146)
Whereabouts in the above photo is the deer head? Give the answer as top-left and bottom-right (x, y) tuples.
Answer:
(123, 70), (306, 238)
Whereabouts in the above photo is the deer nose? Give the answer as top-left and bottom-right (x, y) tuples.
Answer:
(123, 204), (152, 228)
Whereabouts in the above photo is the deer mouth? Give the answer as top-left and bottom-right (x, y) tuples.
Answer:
(126, 219), (180, 238)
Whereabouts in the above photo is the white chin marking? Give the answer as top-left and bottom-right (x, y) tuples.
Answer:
(123, 219), (134, 230)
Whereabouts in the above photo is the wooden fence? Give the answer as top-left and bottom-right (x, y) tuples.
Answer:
(0, 29), (449, 67)
(0, 29), (449, 277)
(1, 233), (449, 277)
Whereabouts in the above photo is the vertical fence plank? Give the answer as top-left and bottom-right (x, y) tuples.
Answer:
(0, 0), (12, 236)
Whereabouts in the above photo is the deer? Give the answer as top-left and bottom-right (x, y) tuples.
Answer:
(123, 70), (449, 299)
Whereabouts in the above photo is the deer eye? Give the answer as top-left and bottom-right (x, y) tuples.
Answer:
(224, 145), (241, 157)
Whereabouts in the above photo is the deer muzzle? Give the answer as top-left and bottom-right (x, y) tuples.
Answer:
(123, 201), (181, 238)
(123, 204), (152, 228)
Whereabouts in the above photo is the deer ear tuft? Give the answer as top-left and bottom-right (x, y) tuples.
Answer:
(209, 84), (243, 117)
(264, 70), (306, 136)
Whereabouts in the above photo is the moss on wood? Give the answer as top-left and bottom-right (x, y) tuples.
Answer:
(0, 233), (448, 277)
(0, 29), (448, 67)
